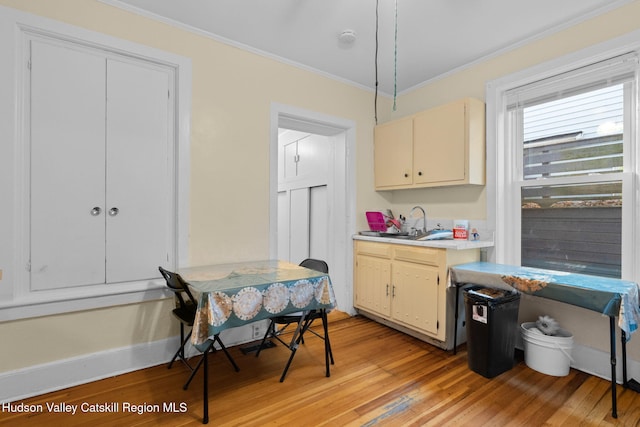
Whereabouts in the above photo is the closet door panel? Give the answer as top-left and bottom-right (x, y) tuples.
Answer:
(289, 188), (310, 264)
(30, 40), (106, 290)
(105, 59), (171, 282)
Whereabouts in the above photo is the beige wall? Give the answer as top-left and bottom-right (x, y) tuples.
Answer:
(386, 0), (640, 360)
(1, 0), (640, 375)
(0, 0), (381, 372)
(377, 0), (640, 223)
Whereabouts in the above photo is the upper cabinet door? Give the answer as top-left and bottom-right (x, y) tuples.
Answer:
(373, 98), (485, 190)
(374, 116), (413, 188)
(29, 40), (107, 290)
(28, 36), (174, 291)
(413, 100), (466, 184)
(105, 59), (172, 283)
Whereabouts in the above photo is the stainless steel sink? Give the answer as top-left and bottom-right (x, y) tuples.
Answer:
(359, 231), (427, 240)
(359, 229), (452, 240)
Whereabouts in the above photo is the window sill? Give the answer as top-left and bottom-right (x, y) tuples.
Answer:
(0, 280), (168, 322)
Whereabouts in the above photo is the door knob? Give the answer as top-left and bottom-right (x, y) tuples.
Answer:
(109, 207), (119, 216)
(90, 207), (102, 216)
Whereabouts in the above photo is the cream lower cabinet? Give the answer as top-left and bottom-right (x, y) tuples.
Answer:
(354, 252), (392, 318)
(392, 259), (439, 334)
(354, 240), (479, 346)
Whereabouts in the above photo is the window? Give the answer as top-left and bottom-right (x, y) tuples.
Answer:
(489, 48), (639, 281)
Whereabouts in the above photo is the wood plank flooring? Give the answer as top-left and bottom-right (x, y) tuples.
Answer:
(2, 314), (640, 426)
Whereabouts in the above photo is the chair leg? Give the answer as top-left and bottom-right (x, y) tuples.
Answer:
(183, 341), (213, 390)
(279, 317), (312, 382)
(279, 346), (298, 383)
(215, 335), (240, 372)
(321, 310), (333, 377)
(202, 348), (209, 424)
(169, 326), (193, 370)
(183, 336), (239, 391)
(256, 320), (275, 357)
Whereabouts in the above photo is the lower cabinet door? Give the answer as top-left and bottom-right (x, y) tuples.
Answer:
(391, 261), (439, 335)
(355, 255), (392, 318)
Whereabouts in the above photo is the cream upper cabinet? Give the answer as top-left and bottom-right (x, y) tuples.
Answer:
(374, 116), (413, 188)
(374, 97), (485, 190)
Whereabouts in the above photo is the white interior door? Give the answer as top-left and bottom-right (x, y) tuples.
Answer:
(272, 109), (354, 314)
(106, 59), (171, 283)
(30, 40), (107, 290)
(289, 188), (311, 264)
(309, 185), (328, 260)
(277, 191), (290, 261)
(277, 129), (331, 265)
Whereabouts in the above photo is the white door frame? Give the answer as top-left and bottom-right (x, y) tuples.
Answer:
(269, 103), (356, 314)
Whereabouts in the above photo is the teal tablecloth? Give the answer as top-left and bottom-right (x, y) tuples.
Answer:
(449, 262), (640, 338)
(180, 260), (336, 349)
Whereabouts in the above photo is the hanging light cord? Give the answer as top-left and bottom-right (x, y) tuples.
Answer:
(393, 0), (398, 111)
(374, 0), (379, 124)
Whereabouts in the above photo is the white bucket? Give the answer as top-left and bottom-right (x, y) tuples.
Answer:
(521, 322), (574, 377)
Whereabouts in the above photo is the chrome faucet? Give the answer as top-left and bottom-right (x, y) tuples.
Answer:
(409, 206), (427, 235)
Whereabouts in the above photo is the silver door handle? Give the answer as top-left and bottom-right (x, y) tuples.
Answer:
(90, 207), (102, 216)
(109, 207), (119, 216)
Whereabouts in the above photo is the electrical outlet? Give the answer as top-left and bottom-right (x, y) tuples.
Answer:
(252, 324), (262, 338)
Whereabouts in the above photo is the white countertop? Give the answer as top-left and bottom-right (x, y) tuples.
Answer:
(353, 234), (494, 250)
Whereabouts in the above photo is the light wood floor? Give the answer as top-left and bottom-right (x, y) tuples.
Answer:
(3, 314), (640, 426)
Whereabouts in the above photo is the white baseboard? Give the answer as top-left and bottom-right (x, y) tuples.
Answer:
(516, 341), (640, 384)
(0, 323), (266, 403)
(0, 337), (178, 403)
(569, 343), (640, 384)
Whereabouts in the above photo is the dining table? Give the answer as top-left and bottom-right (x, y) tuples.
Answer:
(179, 259), (336, 424)
(449, 261), (640, 419)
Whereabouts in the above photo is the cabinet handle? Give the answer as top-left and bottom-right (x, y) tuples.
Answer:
(90, 207), (102, 216)
(109, 207), (119, 216)
(404, 173), (409, 178)
(386, 284), (389, 296)
(392, 285), (396, 297)
(418, 171), (423, 176)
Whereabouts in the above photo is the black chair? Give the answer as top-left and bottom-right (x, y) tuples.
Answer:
(256, 258), (334, 382)
(159, 266), (239, 391)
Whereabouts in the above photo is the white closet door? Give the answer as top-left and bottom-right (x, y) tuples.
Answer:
(277, 191), (290, 261)
(309, 185), (328, 261)
(289, 188), (310, 264)
(30, 40), (107, 290)
(105, 59), (171, 283)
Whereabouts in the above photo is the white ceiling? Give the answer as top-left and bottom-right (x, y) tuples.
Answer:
(108, 0), (630, 95)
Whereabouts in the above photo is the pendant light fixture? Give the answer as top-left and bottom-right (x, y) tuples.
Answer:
(374, 0), (399, 123)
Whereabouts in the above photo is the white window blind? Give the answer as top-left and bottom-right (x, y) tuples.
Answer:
(504, 51), (639, 278)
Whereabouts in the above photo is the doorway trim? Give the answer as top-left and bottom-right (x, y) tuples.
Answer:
(269, 102), (356, 314)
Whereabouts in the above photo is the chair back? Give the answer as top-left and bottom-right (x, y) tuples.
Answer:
(299, 258), (329, 274)
(159, 266), (198, 309)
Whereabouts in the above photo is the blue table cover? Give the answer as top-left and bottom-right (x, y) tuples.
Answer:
(180, 260), (336, 349)
(449, 262), (640, 338)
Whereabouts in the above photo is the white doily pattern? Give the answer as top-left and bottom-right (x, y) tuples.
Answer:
(290, 280), (315, 308)
(208, 291), (233, 327)
(314, 277), (334, 305)
(263, 283), (290, 314)
(232, 287), (263, 320)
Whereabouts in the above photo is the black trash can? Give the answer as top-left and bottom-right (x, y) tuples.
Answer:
(464, 286), (520, 378)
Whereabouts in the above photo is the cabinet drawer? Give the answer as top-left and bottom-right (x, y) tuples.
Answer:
(393, 246), (442, 266)
(356, 241), (392, 258)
